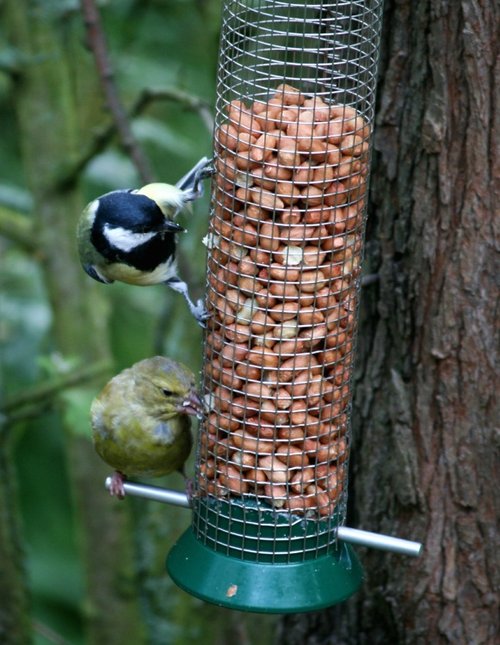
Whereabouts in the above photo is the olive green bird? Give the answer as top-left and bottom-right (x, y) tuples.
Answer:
(91, 356), (203, 498)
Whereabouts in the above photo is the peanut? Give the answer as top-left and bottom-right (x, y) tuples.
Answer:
(224, 322), (252, 344)
(247, 345), (279, 368)
(230, 450), (256, 470)
(235, 363), (262, 381)
(250, 187), (285, 211)
(290, 467), (315, 493)
(228, 100), (262, 137)
(269, 262), (301, 281)
(244, 468), (267, 489)
(277, 136), (302, 167)
(268, 301), (300, 322)
(201, 85), (369, 515)
(231, 429), (274, 454)
(220, 464), (249, 495)
(243, 417), (275, 439)
(274, 83), (305, 106)
(250, 131), (278, 162)
(264, 483), (287, 508)
(216, 123), (238, 151)
(258, 222), (282, 251)
(268, 280), (300, 300)
(263, 156), (294, 182)
(259, 455), (288, 484)
(275, 444), (309, 469)
(273, 245), (303, 266)
(299, 269), (328, 293)
(240, 380), (269, 399)
(220, 342), (248, 365)
(284, 494), (316, 513)
(236, 131), (257, 153)
(279, 207), (303, 225)
(278, 354), (321, 382)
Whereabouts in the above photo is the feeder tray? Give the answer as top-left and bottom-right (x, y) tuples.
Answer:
(106, 478), (422, 612)
(168, 497), (363, 612)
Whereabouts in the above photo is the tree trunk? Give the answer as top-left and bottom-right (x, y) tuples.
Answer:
(278, 0), (499, 643)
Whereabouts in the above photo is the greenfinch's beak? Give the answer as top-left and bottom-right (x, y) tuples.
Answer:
(178, 389), (204, 419)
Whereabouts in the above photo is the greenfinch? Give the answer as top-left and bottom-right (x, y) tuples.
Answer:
(91, 356), (203, 498)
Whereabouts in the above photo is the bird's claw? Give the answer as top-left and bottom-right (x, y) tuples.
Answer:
(192, 299), (211, 328)
(109, 471), (126, 499)
(185, 477), (194, 502)
(199, 160), (215, 179)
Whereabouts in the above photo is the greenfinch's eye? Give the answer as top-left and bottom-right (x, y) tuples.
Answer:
(162, 388), (174, 397)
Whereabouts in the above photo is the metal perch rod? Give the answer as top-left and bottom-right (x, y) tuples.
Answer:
(105, 478), (423, 558)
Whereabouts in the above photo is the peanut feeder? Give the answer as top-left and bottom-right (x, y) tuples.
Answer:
(167, 0), (386, 612)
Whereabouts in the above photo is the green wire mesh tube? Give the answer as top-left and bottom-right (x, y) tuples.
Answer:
(167, 0), (384, 612)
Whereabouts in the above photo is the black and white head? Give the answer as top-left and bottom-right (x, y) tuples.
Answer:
(88, 190), (184, 260)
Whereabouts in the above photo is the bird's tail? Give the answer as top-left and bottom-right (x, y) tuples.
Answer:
(175, 156), (213, 202)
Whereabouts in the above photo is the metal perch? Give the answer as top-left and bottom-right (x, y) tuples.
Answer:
(105, 478), (423, 558)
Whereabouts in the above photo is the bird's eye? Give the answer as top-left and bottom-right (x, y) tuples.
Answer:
(162, 388), (174, 397)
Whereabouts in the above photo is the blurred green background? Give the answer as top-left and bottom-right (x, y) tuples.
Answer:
(0, 1), (279, 643)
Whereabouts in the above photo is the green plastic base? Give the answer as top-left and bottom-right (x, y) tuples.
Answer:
(167, 527), (363, 613)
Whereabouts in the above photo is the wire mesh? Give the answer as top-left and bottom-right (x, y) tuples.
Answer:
(193, 0), (384, 563)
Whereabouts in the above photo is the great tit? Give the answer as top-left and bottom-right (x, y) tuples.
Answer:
(77, 156), (213, 326)
(91, 356), (204, 498)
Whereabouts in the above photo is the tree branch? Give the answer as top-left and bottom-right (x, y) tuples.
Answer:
(79, 0), (154, 183)
(135, 87), (214, 134)
(57, 85), (214, 189)
(0, 206), (36, 252)
(1, 359), (112, 417)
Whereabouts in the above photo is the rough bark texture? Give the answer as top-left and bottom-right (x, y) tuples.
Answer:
(278, 0), (499, 643)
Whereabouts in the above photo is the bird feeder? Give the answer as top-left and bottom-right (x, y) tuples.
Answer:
(95, 0), (421, 614)
(92, 0), (423, 615)
(165, 0), (390, 612)
(163, 0), (387, 611)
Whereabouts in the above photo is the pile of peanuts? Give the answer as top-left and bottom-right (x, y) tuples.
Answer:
(198, 84), (370, 517)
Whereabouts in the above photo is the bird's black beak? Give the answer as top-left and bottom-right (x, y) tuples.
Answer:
(162, 220), (186, 234)
(177, 389), (204, 419)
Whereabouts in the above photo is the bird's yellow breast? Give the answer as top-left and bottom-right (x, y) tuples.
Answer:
(92, 409), (191, 478)
(102, 259), (177, 285)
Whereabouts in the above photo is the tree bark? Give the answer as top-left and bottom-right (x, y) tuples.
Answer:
(278, 0), (499, 643)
